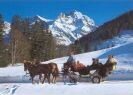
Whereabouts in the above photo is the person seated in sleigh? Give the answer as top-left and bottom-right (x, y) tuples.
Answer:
(87, 58), (103, 70)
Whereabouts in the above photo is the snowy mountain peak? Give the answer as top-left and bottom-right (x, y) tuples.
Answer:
(50, 11), (97, 45)
(68, 10), (84, 18)
(58, 10), (95, 26)
(3, 11), (96, 46)
(31, 15), (53, 23)
(59, 10), (83, 18)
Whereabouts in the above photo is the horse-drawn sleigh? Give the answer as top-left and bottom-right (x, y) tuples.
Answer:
(23, 56), (117, 84)
(62, 59), (116, 84)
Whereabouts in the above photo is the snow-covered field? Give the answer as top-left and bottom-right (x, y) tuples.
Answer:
(0, 81), (133, 95)
(0, 30), (133, 95)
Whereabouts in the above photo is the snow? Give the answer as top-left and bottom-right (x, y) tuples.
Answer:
(0, 30), (133, 95)
(3, 21), (10, 35)
(0, 64), (25, 77)
(50, 10), (96, 45)
(0, 81), (133, 95)
(97, 30), (133, 50)
(36, 15), (53, 23)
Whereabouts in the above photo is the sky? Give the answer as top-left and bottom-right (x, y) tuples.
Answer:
(0, 0), (133, 26)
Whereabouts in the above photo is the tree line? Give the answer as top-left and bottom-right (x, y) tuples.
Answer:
(0, 14), (60, 67)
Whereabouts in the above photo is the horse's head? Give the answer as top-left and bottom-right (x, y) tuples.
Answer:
(32, 59), (40, 64)
(23, 61), (32, 71)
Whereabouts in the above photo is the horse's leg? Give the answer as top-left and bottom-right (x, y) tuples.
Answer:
(78, 74), (81, 81)
(53, 75), (56, 84)
(39, 74), (42, 83)
(52, 74), (56, 84)
(48, 73), (51, 83)
(31, 75), (35, 84)
(51, 74), (54, 83)
(63, 74), (67, 85)
(50, 73), (53, 83)
(54, 73), (58, 84)
(54, 76), (56, 84)
(42, 74), (46, 84)
(47, 73), (51, 84)
(31, 76), (33, 84)
(26, 71), (28, 75)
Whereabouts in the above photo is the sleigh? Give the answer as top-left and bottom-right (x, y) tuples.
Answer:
(67, 70), (102, 84)
(63, 62), (115, 84)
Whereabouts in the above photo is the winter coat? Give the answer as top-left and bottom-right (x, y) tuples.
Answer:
(67, 55), (75, 64)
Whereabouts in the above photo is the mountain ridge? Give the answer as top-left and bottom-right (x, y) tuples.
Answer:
(76, 10), (133, 51)
(3, 10), (96, 45)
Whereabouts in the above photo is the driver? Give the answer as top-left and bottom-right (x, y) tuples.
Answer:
(66, 51), (76, 65)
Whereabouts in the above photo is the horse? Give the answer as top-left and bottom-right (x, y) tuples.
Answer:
(98, 63), (115, 78)
(48, 62), (59, 83)
(24, 61), (59, 84)
(98, 56), (117, 78)
(23, 61), (51, 84)
(37, 64), (52, 84)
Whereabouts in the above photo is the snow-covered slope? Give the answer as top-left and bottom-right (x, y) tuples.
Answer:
(97, 30), (133, 50)
(50, 10), (96, 45)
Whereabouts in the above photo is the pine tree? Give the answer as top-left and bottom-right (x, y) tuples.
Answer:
(21, 18), (32, 61)
(22, 18), (31, 38)
(0, 14), (4, 46)
(31, 21), (46, 60)
(45, 30), (56, 60)
(10, 15), (22, 65)
(10, 16), (32, 64)
(0, 14), (9, 67)
(31, 21), (56, 61)
(75, 39), (83, 54)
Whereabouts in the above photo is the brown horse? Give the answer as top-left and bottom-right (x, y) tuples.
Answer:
(24, 61), (51, 84)
(98, 63), (115, 78)
(24, 61), (59, 84)
(48, 62), (59, 83)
